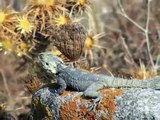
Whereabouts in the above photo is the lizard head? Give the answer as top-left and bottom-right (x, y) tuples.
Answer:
(38, 52), (64, 74)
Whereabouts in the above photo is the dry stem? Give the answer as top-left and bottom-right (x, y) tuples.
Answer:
(117, 0), (155, 71)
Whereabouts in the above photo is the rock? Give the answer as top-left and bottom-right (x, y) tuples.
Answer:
(31, 87), (160, 120)
(113, 88), (160, 120)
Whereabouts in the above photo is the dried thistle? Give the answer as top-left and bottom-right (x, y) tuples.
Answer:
(53, 12), (71, 26)
(65, 0), (91, 15)
(84, 32), (106, 64)
(134, 61), (156, 80)
(49, 22), (87, 61)
(0, 37), (14, 54)
(16, 15), (34, 35)
(26, 0), (66, 31)
(0, 8), (18, 36)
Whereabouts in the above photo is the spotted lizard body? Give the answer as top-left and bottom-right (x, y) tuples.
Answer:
(38, 52), (160, 99)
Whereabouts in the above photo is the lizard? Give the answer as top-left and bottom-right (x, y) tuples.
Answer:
(37, 52), (160, 101)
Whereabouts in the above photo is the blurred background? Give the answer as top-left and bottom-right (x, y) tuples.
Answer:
(0, 0), (160, 119)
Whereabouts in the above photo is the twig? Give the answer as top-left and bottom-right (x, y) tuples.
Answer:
(120, 35), (137, 67)
(117, 0), (145, 32)
(145, 0), (155, 70)
(117, 0), (155, 70)
(0, 69), (11, 97)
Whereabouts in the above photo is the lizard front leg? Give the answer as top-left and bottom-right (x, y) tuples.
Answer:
(84, 81), (105, 111)
(56, 77), (67, 94)
(84, 81), (105, 98)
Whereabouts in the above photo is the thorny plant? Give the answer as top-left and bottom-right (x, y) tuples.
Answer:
(0, 0), (94, 119)
(0, 0), (160, 119)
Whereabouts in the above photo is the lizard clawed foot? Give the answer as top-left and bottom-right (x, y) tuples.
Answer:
(88, 96), (103, 111)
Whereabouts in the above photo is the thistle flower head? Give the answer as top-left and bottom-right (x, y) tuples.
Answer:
(30, 0), (55, 7)
(0, 9), (17, 24)
(54, 14), (71, 26)
(0, 11), (6, 24)
(0, 37), (14, 54)
(16, 41), (29, 57)
(77, 0), (87, 5)
(16, 16), (34, 35)
(84, 36), (94, 50)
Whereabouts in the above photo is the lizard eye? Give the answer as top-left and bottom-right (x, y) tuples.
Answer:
(46, 62), (49, 66)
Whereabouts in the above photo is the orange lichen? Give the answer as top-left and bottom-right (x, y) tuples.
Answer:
(60, 101), (79, 119)
(99, 89), (124, 120)
(84, 112), (96, 120)
(59, 88), (123, 120)
(60, 97), (96, 120)
(61, 91), (73, 96)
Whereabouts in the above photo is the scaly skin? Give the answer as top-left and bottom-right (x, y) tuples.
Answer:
(38, 52), (160, 98)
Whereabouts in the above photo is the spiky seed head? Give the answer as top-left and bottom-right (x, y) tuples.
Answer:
(49, 23), (87, 61)
(54, 14), (71, 26)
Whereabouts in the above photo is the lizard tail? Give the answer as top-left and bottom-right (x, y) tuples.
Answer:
(106, 76), (151, 89)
